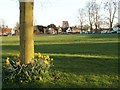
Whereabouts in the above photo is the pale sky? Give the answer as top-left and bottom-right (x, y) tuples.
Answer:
(0, 0), (107, 28)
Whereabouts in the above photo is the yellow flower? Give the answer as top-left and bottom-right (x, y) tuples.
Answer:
(38, 55), (41, 58)
(41, 56), (44, 59)
(7, 57), (9, 60)
(38, 53), (41, 58)
(48, 58), (51, 61)
(44, 60), (48, 64)
(34, 53), (38, 56)
(16, 61), (21, 65)
(46, 55), (49, 58)
(43, 56), (46, 58)
(16, 54), (20, 58)
(5, 57), (10, 65)
(39, 77), (43, 81)
(38, 53), (41, 55)
(51, 58), (53, 61)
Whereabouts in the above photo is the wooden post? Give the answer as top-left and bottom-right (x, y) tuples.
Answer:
(19, 0), (34, 64)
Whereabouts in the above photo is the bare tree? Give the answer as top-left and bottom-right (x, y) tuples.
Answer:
(15, 22), (19, 30)
(86, 0), (103, 33)
(92, 1), (101, 32)
(86, 1), (95, 32)
(118, 1), (120, 25)
(104, 0), (117, 30)
(78, 8), (86, 31)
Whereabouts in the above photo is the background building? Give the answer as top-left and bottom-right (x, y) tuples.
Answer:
(62, 21), (69, 28)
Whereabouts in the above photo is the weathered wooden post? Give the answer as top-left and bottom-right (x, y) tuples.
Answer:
(19, 0), (34, 64)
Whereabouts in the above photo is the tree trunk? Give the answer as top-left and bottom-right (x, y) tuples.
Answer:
(109, 21), (113, 31)
(95, 23), (98, 33)
(80, 22), (83, 31)
(19, 1), (34, 64)
(90, 23), (93, 33)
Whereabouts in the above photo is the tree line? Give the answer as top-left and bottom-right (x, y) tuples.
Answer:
(78, 0), (118, 32)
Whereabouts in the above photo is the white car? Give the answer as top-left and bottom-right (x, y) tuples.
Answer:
(117, 30), (120, 34)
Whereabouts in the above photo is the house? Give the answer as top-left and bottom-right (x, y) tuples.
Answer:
(0, 28), (14, 36)
(66, 27), (72, 33)
(46, 24), (57, 34)
(58, 27), (62, 34)
(36, 25), (47, 34)
(13, 27), (19, 35)
(34, 25), (40, 35)
(71, 26), (80, 34)
(47, 27), (57, 34)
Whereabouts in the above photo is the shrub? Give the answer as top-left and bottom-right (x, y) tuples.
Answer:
(2, 53), (54, 83)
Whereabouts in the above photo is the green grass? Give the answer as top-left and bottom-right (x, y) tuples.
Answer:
(1, 34), (119, 88)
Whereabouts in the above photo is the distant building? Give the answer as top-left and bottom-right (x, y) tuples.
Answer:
(0, 28), (14, 36)
(62, 21), (69, 32)
(58, 26), (62, 34)
(36, 25), (47, 34)
(34, 25), (40, 35)
(62, 21), (69, 28)
(13, 27), (19, 35)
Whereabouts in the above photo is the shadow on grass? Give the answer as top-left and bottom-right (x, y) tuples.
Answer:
(2, 45), (19, 55)
(2, 41), (119, 88)
(2, 42), (118, 74)
(52, 56), (118, 74)
(34, 42), (118, 56)
(2, 42), (118, 56)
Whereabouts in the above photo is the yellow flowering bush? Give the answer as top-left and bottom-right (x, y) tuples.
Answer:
(2, 53), (54, 83)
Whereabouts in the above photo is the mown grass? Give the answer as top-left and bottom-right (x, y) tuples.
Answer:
(1, 34), (119, 88)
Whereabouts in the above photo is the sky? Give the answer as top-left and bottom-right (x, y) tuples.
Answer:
(0, 0), (107, 28)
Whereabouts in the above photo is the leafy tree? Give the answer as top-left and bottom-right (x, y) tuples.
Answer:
(37, 25), (47, 33)
(47, 24), (57, 30)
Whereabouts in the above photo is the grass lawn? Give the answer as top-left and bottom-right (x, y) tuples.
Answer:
(1, 34), (119, 88)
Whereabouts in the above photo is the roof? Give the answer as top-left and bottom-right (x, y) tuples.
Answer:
(1, 28), (12, 33)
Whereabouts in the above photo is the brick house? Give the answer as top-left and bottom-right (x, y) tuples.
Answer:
(0, 28), (14, 36)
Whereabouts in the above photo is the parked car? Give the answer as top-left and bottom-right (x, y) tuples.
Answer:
(117, 29), (120, 34)
(111, 30), (117, 33)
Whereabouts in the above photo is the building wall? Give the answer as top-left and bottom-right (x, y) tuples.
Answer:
(62, 21), (69, 28)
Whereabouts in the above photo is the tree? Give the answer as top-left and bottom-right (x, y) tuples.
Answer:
(37, 25), (47, 34)
(92, 1), (101, 32)
(15, 22), (20, 30)
(104, 0), (117, 30)
(47, 24), (57, 30)
(86, 1), (95, 32)
(19, 0), (34, 64)
(119, 1), (120, 25)
(85, 0), (105, 33)
(78, 8), (86, 31)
